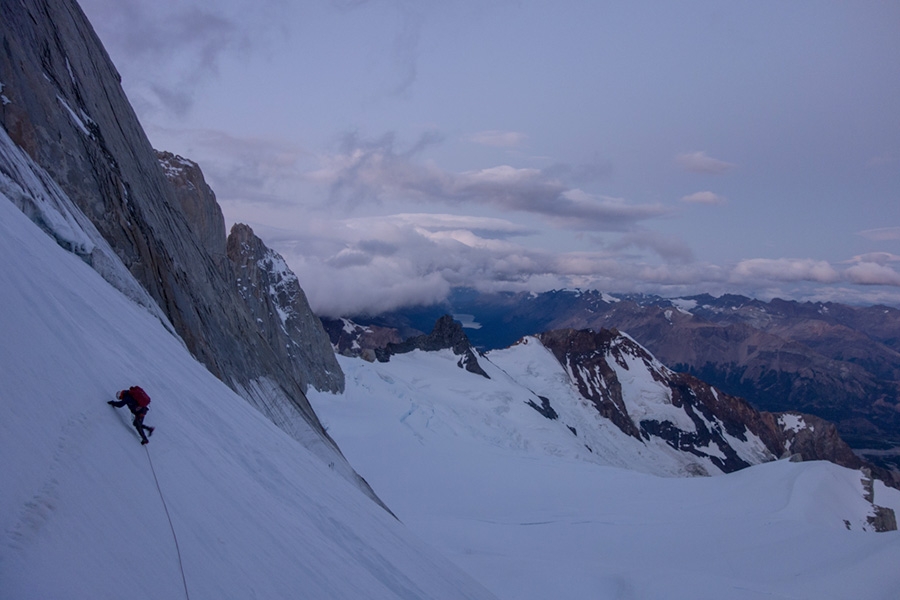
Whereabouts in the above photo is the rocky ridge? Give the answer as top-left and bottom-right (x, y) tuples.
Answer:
(156, 150), (227, 263)
(375, 315), (489, 378)
(227, 223), (344, 394)
(322, 317), (403, 362)
(536, 328), (787, 473)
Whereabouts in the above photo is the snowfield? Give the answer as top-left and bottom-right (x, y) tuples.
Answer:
(0, 179), (496, 598)
(310, 347), (900, 600)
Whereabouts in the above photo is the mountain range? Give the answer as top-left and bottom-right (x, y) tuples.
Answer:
(345, 288), (900, 469)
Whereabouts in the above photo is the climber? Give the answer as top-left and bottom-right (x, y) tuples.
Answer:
(108, 386), (155, 445)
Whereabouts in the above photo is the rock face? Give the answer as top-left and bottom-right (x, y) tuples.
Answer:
(156, 151), (227, 261)
(0, 0), (381, 502)
(774, 412), (864, 469)
(376, 315), (489, 378)
(321, 317), (403, 361)
(2, 0), (246, 383)
(227, 223), (344, 393)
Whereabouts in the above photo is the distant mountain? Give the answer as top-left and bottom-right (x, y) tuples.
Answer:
(352, 288), (900, 468)
(329, 314), (898, 492)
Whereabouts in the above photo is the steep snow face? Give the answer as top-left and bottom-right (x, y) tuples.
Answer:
(488, 337), (729, 475)
(605, 334), (698, 433)
(0, 193), (496, 599)
(531, 329), (786, 473)
(309, 345), (900, 600)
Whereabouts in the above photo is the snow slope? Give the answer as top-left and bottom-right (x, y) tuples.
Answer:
(0, 187), (497, 598)
(310, 348), (900, 600)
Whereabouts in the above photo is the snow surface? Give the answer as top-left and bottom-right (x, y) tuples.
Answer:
(310, 344), (900, 600)
(670, 297), (698, 313)
(488, 337), (728, 476)
(0, 187), (496, 599)
(606, 339), (698, 435)
(780, 413), (809, 434)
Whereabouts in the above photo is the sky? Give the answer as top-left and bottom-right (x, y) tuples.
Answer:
(79, 0), (900, 316)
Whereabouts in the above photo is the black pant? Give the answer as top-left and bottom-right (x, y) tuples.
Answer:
(132, 410), (152, 442)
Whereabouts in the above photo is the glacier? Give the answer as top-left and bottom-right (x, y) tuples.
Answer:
(310, 346), (900, 599)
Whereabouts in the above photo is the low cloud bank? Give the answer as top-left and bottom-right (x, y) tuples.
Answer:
(256, 215), (900, 316)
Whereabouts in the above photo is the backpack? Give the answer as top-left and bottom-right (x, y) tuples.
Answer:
(129, 386), (151, 408)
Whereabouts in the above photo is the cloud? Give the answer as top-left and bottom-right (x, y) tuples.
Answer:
(731, 258), (841, 284)
(367, 213), (537, 238)
(605, 230), (695, 264)
(857, 227), (900, 241)
(467, 130), (529, 148)
(250, 209), (729, 316)
(842, 252), (900, 286)
(262, 213), (555, 315)
(255, 206), (900, 315)
(681, 191), (727, 205)
(542, 161), (613, 185)
(846, 252), (900, 266)
(676, 151), (735, 174)
(312, 132), (671, 231)
(384, 4), (425, 96)
(80, 0), (290, 116)
(329, 0), (427, 97)
(843, 263), (900, 286)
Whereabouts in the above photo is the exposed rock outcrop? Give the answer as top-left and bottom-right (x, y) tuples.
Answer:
(321, 317), (403, 361)
(860, 468), (898, 532)
(772, 412), (863, 468)
(227, 223), (344, 393)
(376, 315), (489, 378)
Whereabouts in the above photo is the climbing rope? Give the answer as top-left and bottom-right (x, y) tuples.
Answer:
(144, 446), (192, 600)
